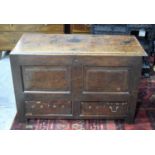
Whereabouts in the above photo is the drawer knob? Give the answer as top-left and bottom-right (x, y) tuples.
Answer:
(61, 105), (65, 108)
(109, 106), (119, 113)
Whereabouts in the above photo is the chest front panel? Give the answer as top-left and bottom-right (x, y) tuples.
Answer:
(11, 55), (141, 119)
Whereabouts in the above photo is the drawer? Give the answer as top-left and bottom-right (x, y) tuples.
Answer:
(0, 32), (23, 50)
(0, 24), (64, 32)
(0, 24), (12, 31)
(80, 101), (128, 116)
(25, 100), (72, 117)
(71, 24), (90, 33)
(11, 24), (39, 31)
(0, 32), (12, 50)
(38, 24), (64, 33)
(11, 24), (64, 33)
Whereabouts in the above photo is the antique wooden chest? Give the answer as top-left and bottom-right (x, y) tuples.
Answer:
(10, 34), (146, 123)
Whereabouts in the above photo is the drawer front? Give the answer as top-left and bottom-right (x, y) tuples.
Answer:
(0, 32), (12, 50)
(0, 25), (64, 50)
(11, 24), (64, 33)
(25, 100), (72, 117)
(0, 32), (22, 50)
(80, 101), (128, 117)
(38, 24), (64, 33)
(0, 24), (12, 31)
(12, 24), (40, 31)
(71, 24), (90, 33)
(0, 24), (64, 32)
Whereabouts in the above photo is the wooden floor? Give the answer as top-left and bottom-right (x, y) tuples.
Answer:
(0, 55), (16, 130)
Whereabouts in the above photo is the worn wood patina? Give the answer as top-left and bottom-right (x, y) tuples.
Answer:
(0, 24), (64, 51)
(10, 34), (146, 123)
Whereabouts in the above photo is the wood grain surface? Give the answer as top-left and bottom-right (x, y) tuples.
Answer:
(0, 24), (64, 51)
(11, 33), (147, 56)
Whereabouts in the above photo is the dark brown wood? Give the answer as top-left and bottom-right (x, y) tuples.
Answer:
(80, 101), (128, 116)
(25, 100), (72, 117)
(10, 34), (146, 123)
(70, 24), (90, 33)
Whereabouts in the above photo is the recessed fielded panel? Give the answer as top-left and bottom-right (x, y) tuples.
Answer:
(22, 66), (71, 92)
(83, 66), (129, 93)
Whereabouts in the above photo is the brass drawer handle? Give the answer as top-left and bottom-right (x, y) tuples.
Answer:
(109, 106), (119, 113)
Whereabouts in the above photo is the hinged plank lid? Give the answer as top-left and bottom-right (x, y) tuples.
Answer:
(11, 33), (147, 56)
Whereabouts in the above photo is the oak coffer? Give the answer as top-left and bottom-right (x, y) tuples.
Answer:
(10, 33), (147, 123)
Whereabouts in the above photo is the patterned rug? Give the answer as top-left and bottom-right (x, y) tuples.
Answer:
(11, 76), (155, 130)
(11, 110), (155, 130)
